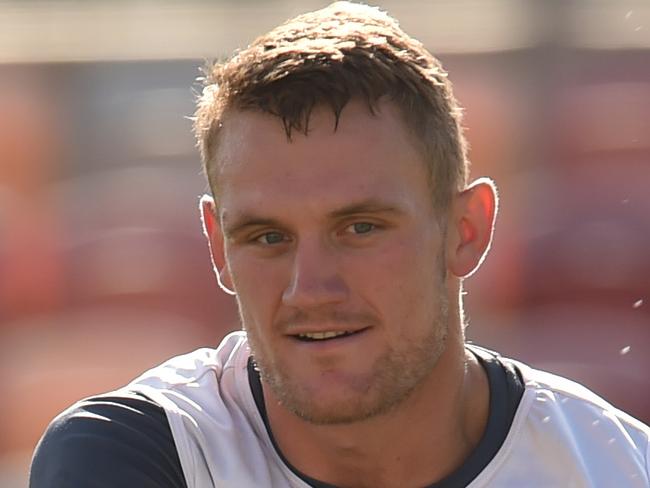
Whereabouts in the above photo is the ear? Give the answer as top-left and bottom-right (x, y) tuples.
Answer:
(446, 177), (498, 278)
(200, 194), (236, 295)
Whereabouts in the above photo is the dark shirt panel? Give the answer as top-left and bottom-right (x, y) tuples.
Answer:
(30, 391), (187, 488)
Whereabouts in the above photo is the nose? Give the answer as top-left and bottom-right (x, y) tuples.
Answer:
(282, 237), (349, 308)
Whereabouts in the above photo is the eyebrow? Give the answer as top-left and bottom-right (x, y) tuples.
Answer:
(222, 199), (404, 237)
(222, 215), (283, 238)
(327, 199), (404, 219)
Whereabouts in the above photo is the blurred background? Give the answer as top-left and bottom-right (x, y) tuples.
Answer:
(1, 0), (649, 485)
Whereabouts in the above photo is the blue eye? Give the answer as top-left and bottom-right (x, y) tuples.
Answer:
(349, 222), (375, 234)
(256, 232), (285, 245)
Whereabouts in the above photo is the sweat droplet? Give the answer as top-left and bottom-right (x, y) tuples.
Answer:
(633, 299), (643, 308)
(620, 346), (631, 355)
(625, 10), (633, 20)
(542, 416), (550, 423)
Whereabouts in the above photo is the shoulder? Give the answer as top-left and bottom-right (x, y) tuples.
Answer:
(517, 358), (650, 438)
(30, 390), (187, 488)
(129, 331), (249, 390)
(466, 350), (650, 485)
(500, 357), (650, 483)
(30, 334), (255, 488)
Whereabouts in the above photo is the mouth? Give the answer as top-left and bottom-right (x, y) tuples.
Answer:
(290, 328), (369, 342)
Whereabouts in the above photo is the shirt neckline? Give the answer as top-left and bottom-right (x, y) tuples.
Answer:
(247, 344), (524, 487)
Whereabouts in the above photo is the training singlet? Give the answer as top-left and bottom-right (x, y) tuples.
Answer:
(31, 331), (650, 487)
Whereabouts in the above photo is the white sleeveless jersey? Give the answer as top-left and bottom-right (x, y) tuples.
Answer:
(127, 332), (650, 488)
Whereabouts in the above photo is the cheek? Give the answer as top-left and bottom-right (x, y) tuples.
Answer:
(227, 253), (287, 320)
(228, 249), (286, 290)
(354, 237), (442, 320)
(349, 238), (432, 298)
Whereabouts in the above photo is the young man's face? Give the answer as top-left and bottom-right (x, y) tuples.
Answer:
(209, 100), (451, 424)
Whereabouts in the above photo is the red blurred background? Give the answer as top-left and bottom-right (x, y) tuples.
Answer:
(1, 1), (649, 486)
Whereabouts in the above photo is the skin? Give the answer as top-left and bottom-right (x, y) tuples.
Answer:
(202, 99), (497, 487)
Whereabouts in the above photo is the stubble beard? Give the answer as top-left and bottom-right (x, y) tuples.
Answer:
(242, 280), (450, 426)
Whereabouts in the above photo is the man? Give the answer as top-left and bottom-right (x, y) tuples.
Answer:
(31, 2), (649, 487)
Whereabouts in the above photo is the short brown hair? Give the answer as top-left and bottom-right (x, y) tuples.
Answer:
(194, 1), (469, 210)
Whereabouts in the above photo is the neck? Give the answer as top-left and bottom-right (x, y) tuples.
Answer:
(262, 323), (489, 488)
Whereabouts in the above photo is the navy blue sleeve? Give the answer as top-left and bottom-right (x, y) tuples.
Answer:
(30, 391), (188, 488)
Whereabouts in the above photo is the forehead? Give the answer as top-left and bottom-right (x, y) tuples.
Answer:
(213, 100), (433, 218)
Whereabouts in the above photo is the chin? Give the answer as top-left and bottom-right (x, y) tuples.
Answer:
(261, 354), (439, 426)
(290, 394), (407, 425)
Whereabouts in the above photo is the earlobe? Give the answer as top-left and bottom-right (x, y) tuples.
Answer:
(199, 194), (236, 296)
(447, 178), (498, 278)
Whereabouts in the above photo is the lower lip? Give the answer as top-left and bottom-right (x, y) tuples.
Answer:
(288, 328), (371, 352)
